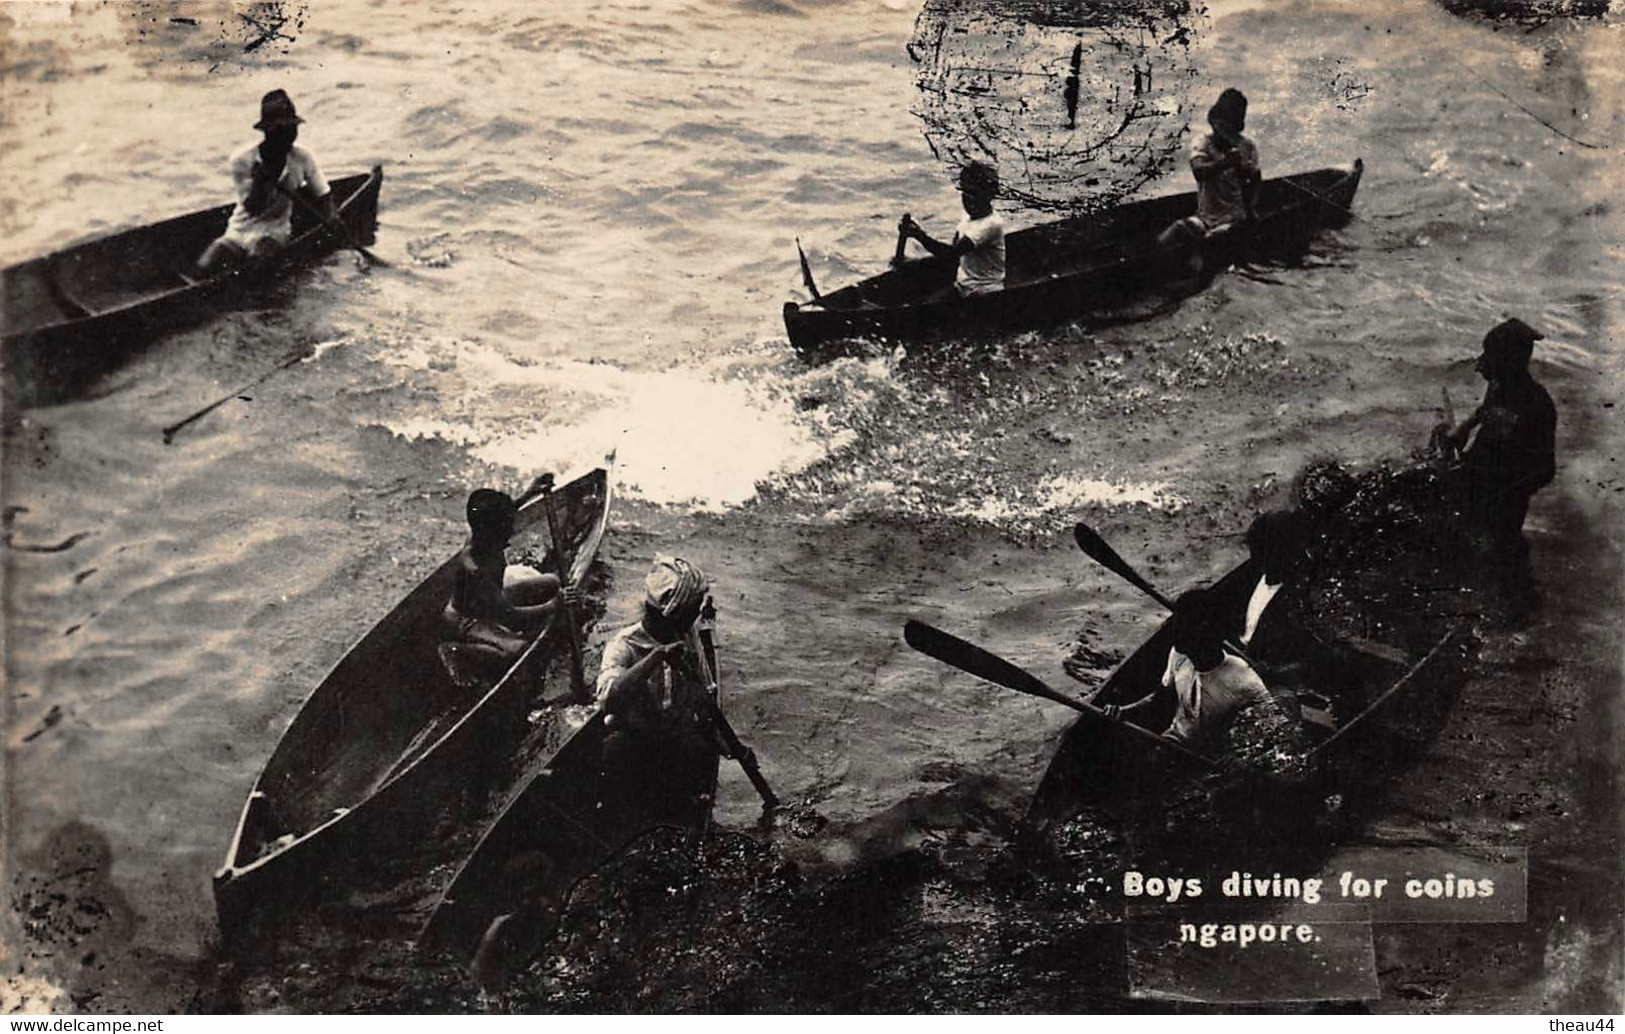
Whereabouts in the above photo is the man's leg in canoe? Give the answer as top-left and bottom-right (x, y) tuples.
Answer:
(195, 237), (248, 276)
(503, 567), (563, 608)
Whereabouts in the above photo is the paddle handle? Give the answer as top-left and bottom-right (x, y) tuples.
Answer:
(537, 480), (589, 702)
(273, 180), (390, 268)
(161, 351), (305, 443)
(892, 213), (910, 267)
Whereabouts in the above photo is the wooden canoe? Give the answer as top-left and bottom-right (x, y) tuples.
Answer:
(783, 161), (1363, 360)
(2, 166), (384, 404)
(418, 622), (723, 971)
(213, 456), (614, 938)
(1023, 557), (1459, 831)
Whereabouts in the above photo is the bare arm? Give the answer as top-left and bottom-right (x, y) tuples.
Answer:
(1443, 403), (1486, 454)
(899, 214), (975, 260)
(1101, 686), (1162, 723)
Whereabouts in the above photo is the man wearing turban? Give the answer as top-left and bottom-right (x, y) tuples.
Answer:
(596, 555), (715, 744)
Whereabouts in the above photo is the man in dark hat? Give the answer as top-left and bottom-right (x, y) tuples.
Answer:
(1435, 317), (1558, 601)
(898, 161), (1006, 297)
(1159, 87), (1262, 246)
(196, 89), (338, 273)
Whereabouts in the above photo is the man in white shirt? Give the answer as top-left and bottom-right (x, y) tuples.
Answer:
(196, 89), (338, 274)
(898, 161), (1006, 297)
(1159, 87), (1262, 247)
(596, 555), (714, 745)
(1103, 588), (1290, 752)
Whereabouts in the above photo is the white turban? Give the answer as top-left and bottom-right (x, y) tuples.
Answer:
(644, 555), (709, 618)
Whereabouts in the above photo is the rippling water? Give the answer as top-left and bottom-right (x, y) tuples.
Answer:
(3, 0), (1621, 1014)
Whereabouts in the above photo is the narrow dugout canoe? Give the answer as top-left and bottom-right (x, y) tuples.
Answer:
(213, 457), (613, 937)
(784, 161), (1363, 360)
(1024, 557), (1459, 831)
(418, 628), (723, 969)
(2, 166), (383, 403)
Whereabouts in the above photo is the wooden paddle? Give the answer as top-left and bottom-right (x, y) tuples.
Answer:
(903, 619), (1215, 770)
(161, 350), (306, 443)
(683, 622), (778, 809)
(533, 474), (591, 704)
(891, 213), (911, 267)
(273, 180), (392, 269)
(1072, 522), (1177, 610)
(1072, 522), (1258, 663)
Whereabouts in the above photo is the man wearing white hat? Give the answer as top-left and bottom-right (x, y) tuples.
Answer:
(196, 88), (337, 273)
(596, 556), (713, 736)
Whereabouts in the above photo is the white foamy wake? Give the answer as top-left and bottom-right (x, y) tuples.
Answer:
(1038, 472), (1187, 513)
(372, 337), (828, 511)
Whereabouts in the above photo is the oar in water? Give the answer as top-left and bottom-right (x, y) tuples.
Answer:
(1072, 522), (1176, 610)
(1072, 521), (1258, 663)
(902, 619), (1215, 770)
(161, 350), (307, 444)
(273, 180), (392, 270)
(891, 213), (911, 267)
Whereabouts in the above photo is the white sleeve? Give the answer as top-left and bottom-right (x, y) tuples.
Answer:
(229, 148), (257, 204)
(962, 217), (1002, 248)
(1161, 646), (1185, 688)
(595, 637), (634, 699)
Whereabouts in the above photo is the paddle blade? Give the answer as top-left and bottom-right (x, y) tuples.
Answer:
(1072, 522), (1176, 611)
(903, 620), (1217, 770)
(903, 620), (1086, 715)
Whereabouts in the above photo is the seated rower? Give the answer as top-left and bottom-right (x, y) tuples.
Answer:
(467, 555), (714, 995)
(1104, 588), (1300, 765)
(596, 556), (715, 758)
(897, 161), (1006, 298)
(196, 90), (341, 275)
(441, 488), (575, 678)
(1158, 87), (1261, 248)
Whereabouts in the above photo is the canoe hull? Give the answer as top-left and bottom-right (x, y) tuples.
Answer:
(785, 162), (1363, 360)
(417, 698), (721, 967)
(213, 461), (613, 939)
(2, 167), (383, 406)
